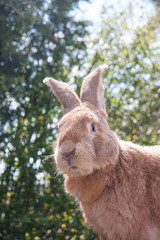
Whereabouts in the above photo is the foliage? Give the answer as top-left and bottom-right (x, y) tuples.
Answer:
(0, 0), (160, 240)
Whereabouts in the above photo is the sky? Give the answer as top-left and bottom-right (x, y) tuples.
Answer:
(76, 0), (155, 25)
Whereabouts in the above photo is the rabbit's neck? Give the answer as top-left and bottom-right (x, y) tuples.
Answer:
(64, 166), (115, 203)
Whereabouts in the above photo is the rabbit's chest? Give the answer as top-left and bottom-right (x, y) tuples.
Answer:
(80, 187), (153, 240)
(81, 191), (133, 238)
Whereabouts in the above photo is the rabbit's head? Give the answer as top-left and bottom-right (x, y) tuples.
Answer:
(43, 65), (119, 177)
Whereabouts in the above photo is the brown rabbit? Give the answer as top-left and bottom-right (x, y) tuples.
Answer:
(43, 65), (160, 240)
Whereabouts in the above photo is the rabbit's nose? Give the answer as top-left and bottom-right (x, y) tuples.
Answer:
(62, 149), (76, 162)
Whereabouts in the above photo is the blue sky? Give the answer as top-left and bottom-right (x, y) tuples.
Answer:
(76, 0), (155, 24)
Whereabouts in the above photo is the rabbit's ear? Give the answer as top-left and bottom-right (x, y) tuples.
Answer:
(43, 78), (81, 114)
(80, 65), (108, 111)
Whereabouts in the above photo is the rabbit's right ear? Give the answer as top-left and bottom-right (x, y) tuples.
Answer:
(43, 78), (81, 114)
(80, 65), (108, 112)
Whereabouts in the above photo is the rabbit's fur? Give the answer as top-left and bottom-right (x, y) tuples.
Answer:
(43, 65), (160, 240)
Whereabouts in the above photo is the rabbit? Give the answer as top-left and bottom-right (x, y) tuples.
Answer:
(43, 65), (160, 240)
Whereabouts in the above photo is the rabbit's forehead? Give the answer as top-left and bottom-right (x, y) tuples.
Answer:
(58, 108), (98, 127)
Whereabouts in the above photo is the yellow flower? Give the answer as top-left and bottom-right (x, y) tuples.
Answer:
(14, 161), (19, 167)
(24, 148), (29, 154)
(79, 219), (85, 226)
(70, 209), (74, 212)
(63, 213), (68, 218)
(47, 229), (51, 234)
(56, 214), (60, 218)
(2, 199), (5, 205)
(25, 232), (30, 237)
(40, 90), (43, 94)
(50, 193), (54, 197)
(12, 152), (16, 156)
(47, 215), (53, 221)
(34, 218), (39, 222)
(69, 201), (74, 205)
(21, 132), (26, 136)
(61, 224), (66, 228)
(20, 120), (24, 124)
(71, 229), (75, 232)
(45, 188), (51, 194)
(29, 210), (33, 215)
(34, 237), (40, 240)
(43, 203), (49, 209)
(38, 116), (44, 121)
(6, 192), (12, 198)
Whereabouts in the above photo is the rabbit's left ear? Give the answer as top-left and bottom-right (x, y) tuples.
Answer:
(80, 65), (108, 111)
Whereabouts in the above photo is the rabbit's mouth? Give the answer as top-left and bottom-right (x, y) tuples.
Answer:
(56, 154), (94, 176)
(71, 166), (78, 170)
(55, 140), (95, 176)
(69, 165), (81, 176)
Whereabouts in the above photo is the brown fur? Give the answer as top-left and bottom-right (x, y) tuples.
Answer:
(43, 65), (160, 240)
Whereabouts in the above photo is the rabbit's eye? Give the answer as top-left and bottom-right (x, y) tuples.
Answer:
(91, 123), (96, 133)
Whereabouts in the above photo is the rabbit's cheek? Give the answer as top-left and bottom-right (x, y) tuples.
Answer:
(103, 135), (119, 166)
(75, 142), (95, 174)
